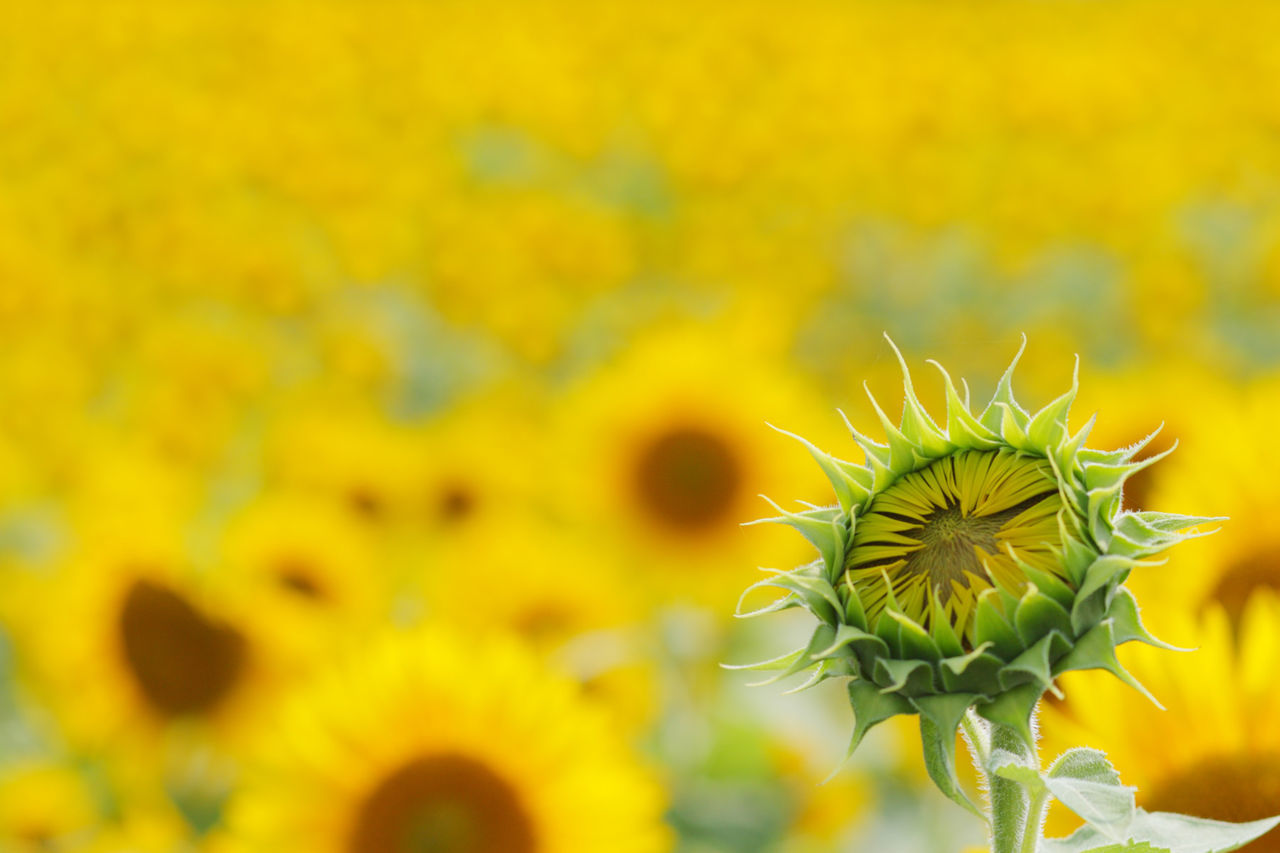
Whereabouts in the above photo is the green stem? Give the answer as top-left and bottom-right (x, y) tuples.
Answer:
(1021, 785), (1049, 853)
(962, 712), (1041, 853)
(988, 722), (1031, 853)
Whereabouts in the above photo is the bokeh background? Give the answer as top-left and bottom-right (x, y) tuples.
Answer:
(4, 3), (1280, 852)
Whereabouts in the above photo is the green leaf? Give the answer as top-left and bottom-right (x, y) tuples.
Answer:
(1121, 810), (1280, 853)
(1025, 358), (1078, 450)
(974, 682), (1043, 749)
(884, 333), (954, 459)
(1043, 808), (1280, 853)
(844, 678), (913, 756)
(843, 574), (869, 630)
(929, 594), (966, 658)
(1002, 631), (1070, 691)
(873, 657), (935, 694)
(928, 358), (1002, 450)
(768, 423), (869, 515)
(991, 752), (1046, 796)
(1043, 776), (1135, 838)
(974, 590), (1024, 660)
(916, 693), (985, 818)
(940, 645), (1004, 694)
(1047, 747), (1121, 786)
(1106, 588), (1187, 652)
(1015, 586), (1074, 646)
(811, 623), (890, 665)
(1043, 831), (1169, 853)
(887, 610), (942, 661)
(748, 500), (847, 581)
(1054, 620), (1163, 709)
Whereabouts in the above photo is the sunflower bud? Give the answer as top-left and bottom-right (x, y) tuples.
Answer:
(732, 337), (1214, 812)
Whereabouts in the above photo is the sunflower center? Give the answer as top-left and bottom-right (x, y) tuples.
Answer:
(437, 483), (478, 523)
(348, 754), (535, 853)
(275, 559), (328, 601)
(1145, 754), (1280, 852)
(632, 426), (741, 531)
(846, 449), (1064, 639)
(118, 579), (247, 717)
(1207, 544), (1280, 624)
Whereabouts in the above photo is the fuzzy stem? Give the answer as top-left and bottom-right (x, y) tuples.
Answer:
(1020, 784), (1049, 853)
(988, 722), (1033, 853)
(962, 711), (1041, 853)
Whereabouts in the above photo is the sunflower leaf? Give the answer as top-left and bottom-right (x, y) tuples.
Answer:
(916, 692), (986, 819)
(1044, 776), (1136, 838)
(1043, 809), (1280, 853)
(1047, 747), (1122, 786)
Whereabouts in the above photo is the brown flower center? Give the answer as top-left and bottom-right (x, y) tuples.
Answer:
(1144, 754), (1280, 852)
(348, 754), (536, 853)
(275, 559), (328, 601)
(437, 483), (478, 523)
(632, 426), (741, 531)
(347, 485), (387, 520)
(1207, 544), (1280, 624)
(118, 579), (247, 717)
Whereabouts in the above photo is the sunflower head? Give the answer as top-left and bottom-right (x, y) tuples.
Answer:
(733, 337), (1214, 811)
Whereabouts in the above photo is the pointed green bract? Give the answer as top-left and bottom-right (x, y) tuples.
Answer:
(731, 337), (1211, 805)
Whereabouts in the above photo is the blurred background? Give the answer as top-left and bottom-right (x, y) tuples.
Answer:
(3, 2), (1280, 851)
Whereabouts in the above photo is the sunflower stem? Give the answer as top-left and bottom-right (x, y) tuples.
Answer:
(967, 713), (1040, 853)
(1020, 784), (1048, 853)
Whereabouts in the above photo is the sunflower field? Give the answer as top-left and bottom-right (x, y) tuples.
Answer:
(3, 3), (1280, 852)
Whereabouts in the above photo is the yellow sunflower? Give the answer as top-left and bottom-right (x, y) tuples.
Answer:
(1123, 375), (1280, 635)
(399, 388), (547, 545)
(223, 627), (672, 853)
(550, 321), (839, 607)
(1040, 592), (1280, 851)
(262, 389), (543, 573)
(18, 526), (285, 765)
(218, 490), (391, 664)
(262, 406), (421, 526)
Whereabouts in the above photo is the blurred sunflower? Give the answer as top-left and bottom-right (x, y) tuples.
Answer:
(401, 390), (546, 542)
(223, 628), (671, 853)
(1041, 593), (1280, 851)
(263, 408), (420, 526)
(1123, 377), (1280, 634)
(551, 322), (836, 607)
(18, 529), (283, 763)
(218, 491), (390, 664)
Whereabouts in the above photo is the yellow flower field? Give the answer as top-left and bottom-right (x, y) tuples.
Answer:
(2, 2), (1280, 851)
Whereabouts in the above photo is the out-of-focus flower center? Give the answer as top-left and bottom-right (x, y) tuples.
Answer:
(632, 426), (741, 532)
(348, 754), (535, 853)
(118, 579), (247, 717)
(1207, 545), (1280, 625)
(436, 482), (478, 523)
(1145, 754), (1280, 852)
(274, 558), (328, 601)
(846, 449), (1064, 640)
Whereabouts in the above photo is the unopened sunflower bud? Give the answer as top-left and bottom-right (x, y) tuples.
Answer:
(731, 336), (1214, 812)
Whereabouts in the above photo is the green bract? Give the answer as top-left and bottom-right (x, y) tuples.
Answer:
(733, 337), (1214, 814)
